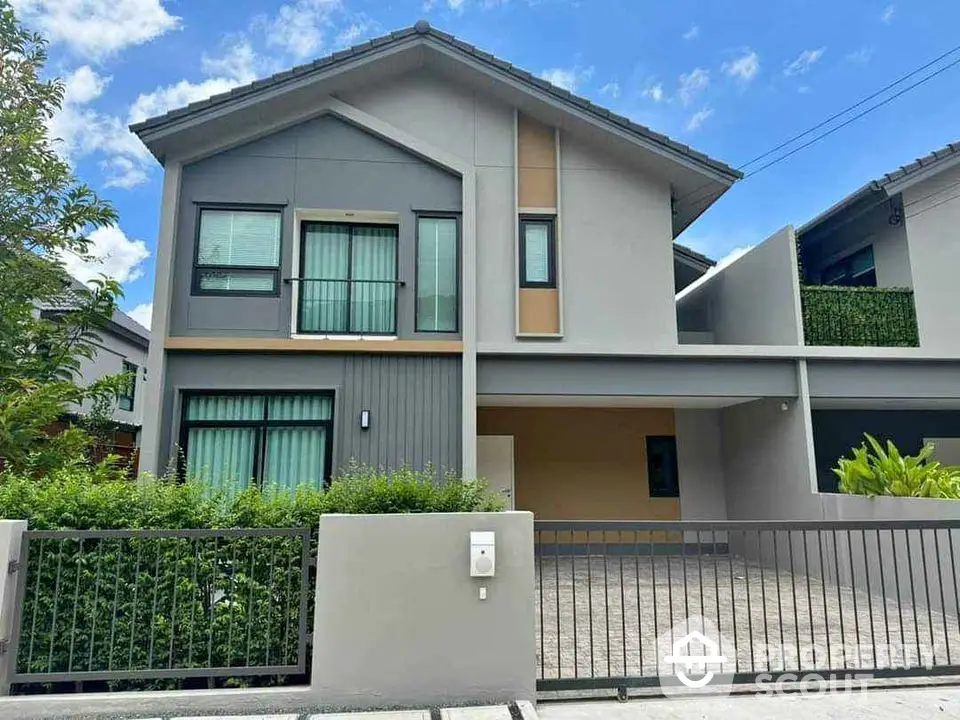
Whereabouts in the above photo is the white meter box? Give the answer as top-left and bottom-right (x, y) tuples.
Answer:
(470, 531), (496, 577)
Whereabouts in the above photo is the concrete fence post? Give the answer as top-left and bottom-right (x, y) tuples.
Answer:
(0, 520), (27, 696)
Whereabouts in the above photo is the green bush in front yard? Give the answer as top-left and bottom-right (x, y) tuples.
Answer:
(833, 433), (960, 499)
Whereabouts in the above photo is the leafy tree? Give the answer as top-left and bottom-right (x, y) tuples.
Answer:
(0, 2), (128, 472)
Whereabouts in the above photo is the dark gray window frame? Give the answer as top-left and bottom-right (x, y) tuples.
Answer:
(822, 244), (877, 287)
(118, 360), (137, 412)
(178, 389), (336, 489)
(191, 203), (285, 297)
(414, 212), (461, 334)
(646, 435), (679, 499)
(519, 215), (557, 289)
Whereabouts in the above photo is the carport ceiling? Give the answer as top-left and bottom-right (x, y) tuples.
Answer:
(477, 395), (760, 408)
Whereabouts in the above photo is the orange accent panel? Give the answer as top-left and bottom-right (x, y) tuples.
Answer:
(518, 168), (557, 208)
(477, 407), (680, 523)
(518, 288), (560, 335)
(165, 337), (463, 354)
(517, 115), (557, 169)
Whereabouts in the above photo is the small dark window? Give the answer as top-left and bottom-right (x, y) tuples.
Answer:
(119, 361), (137, 412)
(822, 245), (876, 287)
(192, 208), (282, 295)
(519, 216), (556, 288)
(646, 436), (679, 498)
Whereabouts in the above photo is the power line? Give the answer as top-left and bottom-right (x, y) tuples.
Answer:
(674, 44), (960, 210)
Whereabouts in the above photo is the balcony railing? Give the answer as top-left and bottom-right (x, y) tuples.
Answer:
(289, 278), (402, 335)
(800, 285), (919, 347)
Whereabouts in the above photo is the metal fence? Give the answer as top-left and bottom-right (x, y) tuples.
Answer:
(534, 520), (960, 693)
(4, 527), (313, 689)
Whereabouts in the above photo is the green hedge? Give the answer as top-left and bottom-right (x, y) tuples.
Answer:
(800, 285), (919, 347)
(0, 465), (503, 693)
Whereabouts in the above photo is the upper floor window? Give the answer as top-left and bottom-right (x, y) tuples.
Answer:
(118, 361), (137, 412)
(298, 222), (398, 335)
(822, 245), (876, 287)
(519, 216), (556, 288)
(416, 216), (459, 332)
(193, 208), (282, 295)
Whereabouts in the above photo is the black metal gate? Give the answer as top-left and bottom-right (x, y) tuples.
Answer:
(2, 527), (313, 690)
(534, 519), (960, 693)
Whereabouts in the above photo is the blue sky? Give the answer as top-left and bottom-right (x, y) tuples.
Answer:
(15, 0), (960, 327)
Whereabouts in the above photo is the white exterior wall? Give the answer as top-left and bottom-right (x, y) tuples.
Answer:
(871, 214), (912, 287)
(69, 329), (148, 428)
(902, 162), (960, 353)
(559, 135), (676, 349)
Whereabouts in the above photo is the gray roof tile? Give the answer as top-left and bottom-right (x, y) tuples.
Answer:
(130, 22), (740, 180)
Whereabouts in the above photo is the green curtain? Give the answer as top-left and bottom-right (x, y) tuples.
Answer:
(262, 395), (332, 490)
(351, 226), (397, 333)
(301, 224), (349, 332)
(184, 396), (263, 493)
(416, 217), (457, 331)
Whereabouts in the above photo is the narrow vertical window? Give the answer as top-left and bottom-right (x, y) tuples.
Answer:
(520, 216), (556, 288)
(646, 435), (679, 498)
(416, 216), (459, 332)
(118, 361), (137, 411)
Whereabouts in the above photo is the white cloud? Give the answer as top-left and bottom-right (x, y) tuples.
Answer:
(100, 157), (149, 189)
(784, 47), (826, 76)
(448, 0), (466, 8)
(683, 25), (700, 40)
(678, 67), (710, 105)
(599, 81), (620, 99)
(11, 0), (180, 60)
(200, 40), (263, 85)
(259, 0), (343, 58)
(643, 81), (665, 102)
(846, 47), (873, 64)
(722, 49), (760, 83)
(685, 106), (714, 132)
(126, 302), (153, 330)
(540, 65), (594, 93)
(881, 4), (895, 23)
(128, 77), (245, 125)
(60, 225), (150, 285)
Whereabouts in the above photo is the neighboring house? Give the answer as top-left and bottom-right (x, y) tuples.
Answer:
(41, 279), (150, 464)
(132, 21), (958, 524)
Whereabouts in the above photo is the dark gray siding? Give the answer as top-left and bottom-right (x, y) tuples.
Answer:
(160, 353), (462, 478)
(170, 115), (462, 340)
(477, 356), (799, 397)
(813, 409), (960, 492)
(807, 360), (960, 400)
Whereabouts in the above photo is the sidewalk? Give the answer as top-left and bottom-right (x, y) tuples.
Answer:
(537, 686), (960, 720)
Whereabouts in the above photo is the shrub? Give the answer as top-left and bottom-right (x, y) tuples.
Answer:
(833, 433), (960, 499)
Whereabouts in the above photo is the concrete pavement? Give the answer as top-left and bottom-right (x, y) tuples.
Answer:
(537, 686), (960, 719)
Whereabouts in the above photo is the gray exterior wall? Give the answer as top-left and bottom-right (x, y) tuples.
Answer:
(675, 409), (728, 522)
(807, 360), (960, 400)
(676, 226), (802, 346)
(160, 353), (462, 476)
(721, 398), (820, 520)
(169, 114), (462, 340)
(800, 199), (913, 288)
(812, 409), (960, 492)
(477, 356), (799, 398)
(312, 512), (536, 709)
(903, 161), (960, 352)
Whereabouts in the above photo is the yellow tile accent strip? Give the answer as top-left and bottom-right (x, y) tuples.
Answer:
(517, 114), (558, 209)
(165, 337), (463, 354)
(518, 288), (560, 335)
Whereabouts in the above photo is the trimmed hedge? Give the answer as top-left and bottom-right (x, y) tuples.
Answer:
(0, 465), (503, 693)
(800, 285), (919, 347)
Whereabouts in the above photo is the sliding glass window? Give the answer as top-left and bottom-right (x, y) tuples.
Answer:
(193, 208), (282, 295)
(298, 222), (398, 334)
(416, 215), (459, 332)
(181, 392), (334, 494)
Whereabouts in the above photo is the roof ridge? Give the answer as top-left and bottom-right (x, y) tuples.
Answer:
(130, 20), (740, 180)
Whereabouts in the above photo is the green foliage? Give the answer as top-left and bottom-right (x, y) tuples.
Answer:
(800, 286), (919, 347)
(833, 433), (960, 499)
(0, 3), (126, 473)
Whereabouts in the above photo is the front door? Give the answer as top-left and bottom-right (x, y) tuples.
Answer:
(477, 435), (515, 510)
